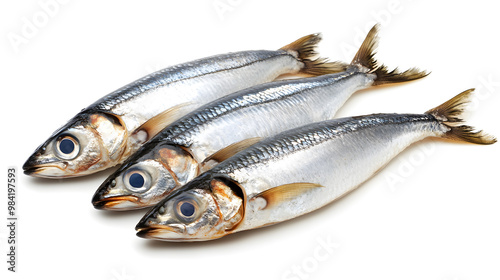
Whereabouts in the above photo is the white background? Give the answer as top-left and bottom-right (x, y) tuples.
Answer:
(1, 1), (499, 279)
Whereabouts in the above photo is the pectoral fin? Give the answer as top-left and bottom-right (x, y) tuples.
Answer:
(202, 137), (262, 164)
(131, 102), (194, 143)
(253, 183), (324, 210)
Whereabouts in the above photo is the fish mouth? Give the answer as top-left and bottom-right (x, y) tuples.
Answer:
(23, 165), (43, 176)
(136, 226), (188, 241)
(136, 228), (169, 238)
(92, 195), (140, 210)
(22, 164), (68, 178)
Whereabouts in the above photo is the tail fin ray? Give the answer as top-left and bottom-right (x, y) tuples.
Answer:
(280, 34), (349, 76)
(426, 89), (496, 145)
(351, 24), (429, 86)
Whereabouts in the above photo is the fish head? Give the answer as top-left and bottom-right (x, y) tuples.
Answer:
(23, 111), (127, 178)
(135, 174), (245, 241)
(92, 143), (199, 210)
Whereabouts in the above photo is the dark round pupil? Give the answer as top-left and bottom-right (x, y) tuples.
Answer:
(129, 173), (145, 188)
(180, 202), (195, 217)
(59, 139), (75, 154)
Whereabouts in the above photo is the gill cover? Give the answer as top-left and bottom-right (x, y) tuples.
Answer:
(210, 178), (245, 232)
(88, 112), (128, 162)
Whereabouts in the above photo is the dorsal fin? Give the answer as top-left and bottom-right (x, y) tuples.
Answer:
(253, 182), (324, 210)
(202, 137), (262, 164)
(131, 102), (194, 144)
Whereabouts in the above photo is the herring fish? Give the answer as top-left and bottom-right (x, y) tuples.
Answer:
(92, 25), (428, 210)
(135, 89), (495, 241)
(23, 33), (339, 178)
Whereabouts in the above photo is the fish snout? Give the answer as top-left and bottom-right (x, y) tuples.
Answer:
(23, 154), (36, 173)
(23, 149), (47, 174)
(23, 159), (41, 176)
(23, 152), (68, 178)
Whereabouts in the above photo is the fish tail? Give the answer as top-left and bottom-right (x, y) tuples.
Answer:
(351, 24), (429, 86)
(425, 89), (496, 145)
(280, 34), (349, 76)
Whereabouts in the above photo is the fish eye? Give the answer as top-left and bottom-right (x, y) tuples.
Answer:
(55, 135), (80, 160)
(129, 173), (144, 188)
(180, 202), (195, 217)
(60, 139), (74, 154)
(175, 199), (198, 221)
(123, 169), (151, 192)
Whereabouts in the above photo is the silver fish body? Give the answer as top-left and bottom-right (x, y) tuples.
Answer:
(23, 37), (322, 178)
(214, 114), (442, 231)
(93, 24), (428, 211)
(135, 89), (495, 241)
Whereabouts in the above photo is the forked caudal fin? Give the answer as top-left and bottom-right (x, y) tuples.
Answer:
(280, 33), (349, 76)
(351, 24), (429, 86)
(426, 89), (496, 145)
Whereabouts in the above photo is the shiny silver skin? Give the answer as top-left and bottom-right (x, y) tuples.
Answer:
(93, 66), (376, 210)
(136, 113), (451, 241)
(23, 49), (308, 178)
